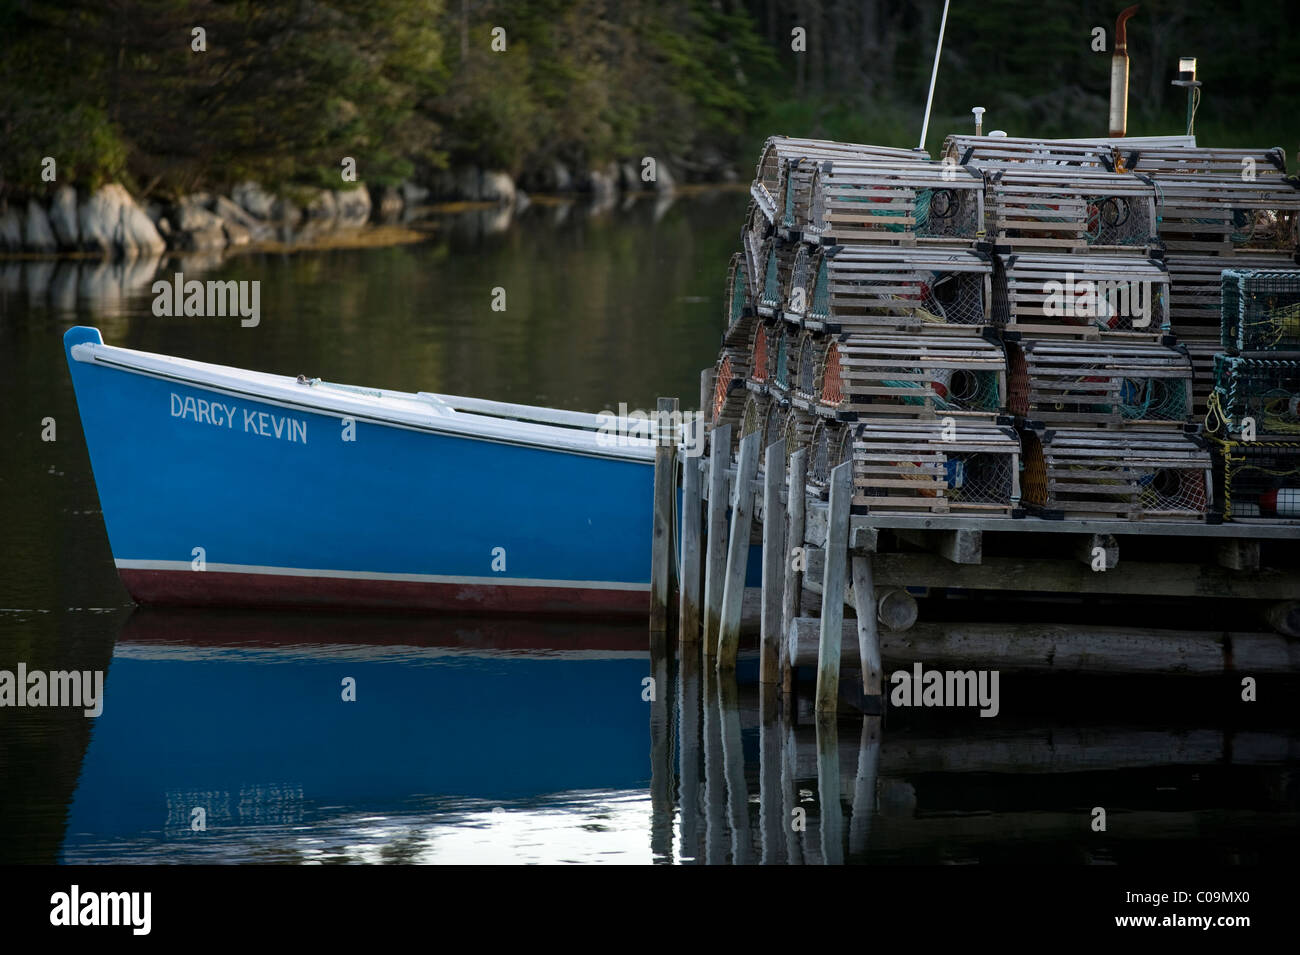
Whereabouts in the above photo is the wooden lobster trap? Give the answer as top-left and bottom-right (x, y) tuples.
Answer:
(983, 168), (1158, 253)
(849, 419), (1021, 515)
(790, 329), (829, 407)
(711, 347), (749, 431)
(751, 136), (925, 229)
(799, 246), (992, 333)
(722, 252), (756, 348)
(806, 418), (852, 497)
(755, 238), (799, 317)
(744, 320), (778, 390)
(1020, 427), (1212, 521)
(742, 199), (772, 284)
(801, 160), (984, 245)
(1006, 340), (1194, 428)
(1144, 172), (1300, 257)
(766, 323), (801, 395)
(1220, 268), (1300, 353)
(1131, 147), (1290, 184)
(819, 331), (1006, 421)
(993, 252), (1170, 339)
(1163, 251), (1295, 343)
(1181, 339), (1220, 418)
(783, 407), (817, 458)
(942, 134), (1119, 169)
(1212, 438), (1300, 522)
(1210, 355), (1300, 437)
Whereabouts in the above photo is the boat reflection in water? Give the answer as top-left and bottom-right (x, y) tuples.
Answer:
(62, 610), (655, 864)
(61, 610), (1300, 864)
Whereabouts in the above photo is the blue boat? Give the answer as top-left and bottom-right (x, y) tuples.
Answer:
(63, 326), (663, 616)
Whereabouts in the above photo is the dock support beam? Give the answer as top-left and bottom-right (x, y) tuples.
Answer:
(780, 448), (808, 694)
(650, 397), (678, 636)
(815, 460), (853, 713)
(760, 439), (787, 683)
(702, 424), (732, 656)
(678, 415), (704, 642)
(718, 430), (761, 670)
(851, 556), (883, 699)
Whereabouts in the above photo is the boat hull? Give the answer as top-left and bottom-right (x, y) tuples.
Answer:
(64, 327), (656, 616)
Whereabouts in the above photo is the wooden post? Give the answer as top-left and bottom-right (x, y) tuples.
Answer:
(648, 632), (674, 862)
(677, 641), (702, 863)
(782, 717), (804, 864)
(717, 429), (761, 671)
(678, 416), (704, 642)
(760, 438), (787, 683)
(702, 671), (727, 864)
(815, 460), (853, 713)
(758, 683), (782, 864)
(816, 712), (843, 865)
(719, 676), (752, 864)
(702, 424), (732, 656)
(851, 556), (883, 698)
(849, 716), (881, 857)
(650, 397), (678, 635)
(781, 447), (808, 694)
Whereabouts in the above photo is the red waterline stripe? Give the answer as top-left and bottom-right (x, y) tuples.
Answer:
(119, 569), (650, 618)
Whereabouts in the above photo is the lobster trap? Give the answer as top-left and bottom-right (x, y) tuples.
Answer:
(1213, 438), (1300, 522)
(802, 160), (984, 245)
(849, 419), (1021, 515)
(711, 348), (749, 430)
(722, 252), (756, 348)
(756, 239), (799, 317)
(993, 253), (1170, 339)
(983, 168), (1158, 253)
(783, 408), (817, 458)
(1020, 428), (1211, 520)
(1210, 355), (1300, 437)
(742, 200), (772, 284)
(1147, 178), (1300, 256)
(1131, 147), (1290, 183)
(1006, 340), (1193, 428)
(745, 320), (777, 389)
(1220, 269), (1300, 353)
(806, 418), (852, 496)
(942, 134), (1119, 169)
(819, 331), (1006, 420)
(800, 246), (992, 333)
(1163, 251), (1295, 342)
(751, 136), (925, 230)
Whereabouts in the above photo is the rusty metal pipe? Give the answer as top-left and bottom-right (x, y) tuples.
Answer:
(1109, 5), (1139, 137)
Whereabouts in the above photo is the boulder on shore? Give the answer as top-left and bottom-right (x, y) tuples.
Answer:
(24, 199), (58, 253)
(232, 181), (275, 220)
(0, 205), (22, 249)
(213, 195), (271, 241)
(79, 184), (166, 258)
(50, 185), (80, 248)
(172, 195), (228, 252)
(334, 186), (372, 227)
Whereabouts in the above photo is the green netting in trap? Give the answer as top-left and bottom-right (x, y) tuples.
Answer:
(1211, 355), (1300, 435)
(773, 333), (791, 389)
(1112, 377), (1189, 421)
(809, 258), (831, 323)
(882, 369), (1002, 413)
(1221, 269), (1300, 352)
(761, 246), (782, 309)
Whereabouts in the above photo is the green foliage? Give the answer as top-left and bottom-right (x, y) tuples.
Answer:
(0, 0), (1295, 198)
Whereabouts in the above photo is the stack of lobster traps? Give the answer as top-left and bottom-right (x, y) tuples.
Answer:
(1205, 268), (1300, 522)
(712, 133), (1300, 524)
(1127, 146), (1300, 415)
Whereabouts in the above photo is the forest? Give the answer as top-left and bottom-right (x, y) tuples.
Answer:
(1, 0), (1296, 198)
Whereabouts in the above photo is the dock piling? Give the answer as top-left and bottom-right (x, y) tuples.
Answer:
(650, 396), (679, 636)
(717, 429), (761, 670)
(781, 448), (809, 694)
(679, 415), (704, 642)
(815, 460), (853, 713)
(702, 424), (732, 655)
(760, 438), (787, 683)
(851, 556), (884, 699)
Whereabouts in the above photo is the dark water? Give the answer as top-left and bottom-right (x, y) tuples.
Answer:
(2, 191), (1297, 864)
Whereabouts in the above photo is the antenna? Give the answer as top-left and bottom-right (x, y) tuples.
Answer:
(918, 0), (952, 151)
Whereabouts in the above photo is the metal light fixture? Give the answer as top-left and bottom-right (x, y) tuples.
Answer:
(1171, 56), (1202, 137)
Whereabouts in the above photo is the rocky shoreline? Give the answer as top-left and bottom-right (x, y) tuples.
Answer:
(0, 158), (699, 260)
